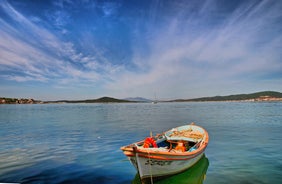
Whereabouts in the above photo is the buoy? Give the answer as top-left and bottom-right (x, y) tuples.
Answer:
(143, 137), (157, 148)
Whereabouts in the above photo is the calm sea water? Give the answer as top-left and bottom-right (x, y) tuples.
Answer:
(0, 102), (281, 184)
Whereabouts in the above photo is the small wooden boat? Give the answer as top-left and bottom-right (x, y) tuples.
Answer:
(132, 154), (209, 184)
(120, 123), (209, 183)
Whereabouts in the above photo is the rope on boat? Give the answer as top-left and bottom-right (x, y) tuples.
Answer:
(146, 149), (154, 184)
(146, 130), (154, 184)
(133, 146), (142, 183)
(133, 145), (154, 184)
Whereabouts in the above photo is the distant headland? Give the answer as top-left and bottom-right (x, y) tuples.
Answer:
(169, 91), (282, 102)
(1, 91), (282, 104)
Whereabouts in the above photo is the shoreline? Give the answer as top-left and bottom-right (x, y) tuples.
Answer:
(1, 97), (282, 105)
(1, 91), (282, 104)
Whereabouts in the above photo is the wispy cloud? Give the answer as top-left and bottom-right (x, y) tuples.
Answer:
(106, 0), (282, 98)
(0, 1), (119, 89)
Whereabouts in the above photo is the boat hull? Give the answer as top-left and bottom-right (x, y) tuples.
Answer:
(129, 152), (204, 180)
(132, 154), (209, 184)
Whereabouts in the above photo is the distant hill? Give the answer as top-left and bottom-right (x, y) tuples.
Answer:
(171, 91), (282, 102)
(45, 97), (131, 103)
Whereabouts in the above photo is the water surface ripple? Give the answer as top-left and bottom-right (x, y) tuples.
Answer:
(0, 102), (281, 183)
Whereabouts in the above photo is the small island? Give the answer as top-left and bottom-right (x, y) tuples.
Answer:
(44, 97), (132, 104)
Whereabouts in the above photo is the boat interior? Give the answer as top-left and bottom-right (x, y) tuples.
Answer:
(136, 135), (199, 153)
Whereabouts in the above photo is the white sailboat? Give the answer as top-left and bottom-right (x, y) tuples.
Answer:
(152, 93), (158, 104)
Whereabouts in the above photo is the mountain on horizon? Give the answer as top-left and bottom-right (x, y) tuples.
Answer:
(123, 97), (152, 102)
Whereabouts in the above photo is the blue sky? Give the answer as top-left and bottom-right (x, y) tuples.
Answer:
(0, 0), (281, 100)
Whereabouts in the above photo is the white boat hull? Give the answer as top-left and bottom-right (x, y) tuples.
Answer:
(129, 152), (204, 180)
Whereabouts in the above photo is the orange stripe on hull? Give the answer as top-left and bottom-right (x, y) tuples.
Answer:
(122, 149), (205, 161)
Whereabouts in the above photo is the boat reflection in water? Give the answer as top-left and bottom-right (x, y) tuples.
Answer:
(132, 154), (209, 184)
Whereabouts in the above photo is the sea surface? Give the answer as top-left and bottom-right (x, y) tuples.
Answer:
(0, 102), (281, 184)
